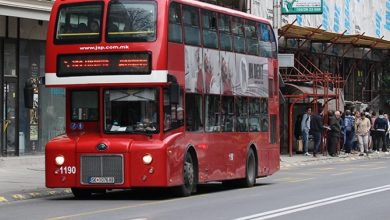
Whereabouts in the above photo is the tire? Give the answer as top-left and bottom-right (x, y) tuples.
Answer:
(175, 152), (196, 197)
(240, 149), (257, 187)
(71, 188), (93, 199)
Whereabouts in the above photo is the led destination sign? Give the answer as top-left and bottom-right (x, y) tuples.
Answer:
(57, 53), (151, 76)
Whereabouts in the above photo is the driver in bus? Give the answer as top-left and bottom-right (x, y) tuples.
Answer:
(141, 103), (157, 131)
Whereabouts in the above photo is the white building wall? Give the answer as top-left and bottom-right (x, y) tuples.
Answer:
(251, 0), (390, 40)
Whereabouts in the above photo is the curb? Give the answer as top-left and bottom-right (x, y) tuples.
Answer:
(0, 188), (72, 204)
(280, 153), (390, 168)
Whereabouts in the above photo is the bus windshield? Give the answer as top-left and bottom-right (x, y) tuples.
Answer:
(104, 88), (159, 134)
(106, 1), (157, 42)
(55, 2), (103, 43)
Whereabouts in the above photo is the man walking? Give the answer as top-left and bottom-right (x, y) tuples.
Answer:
(374, 110), (388, 152)
(301, 107), (312, 156)
(328, 110), (341, 157)
(344, 110), (355, 154)
(310, 109), (323, 157)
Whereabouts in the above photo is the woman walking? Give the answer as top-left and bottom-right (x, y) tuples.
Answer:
(356, 112), (371, 156)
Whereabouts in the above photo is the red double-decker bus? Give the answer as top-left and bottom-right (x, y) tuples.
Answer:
(45, 0), (280, 197)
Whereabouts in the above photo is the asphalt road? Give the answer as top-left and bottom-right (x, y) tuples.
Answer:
(1, 157), (390, 220)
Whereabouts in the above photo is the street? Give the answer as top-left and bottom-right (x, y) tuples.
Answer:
(1, 157), (390, 220)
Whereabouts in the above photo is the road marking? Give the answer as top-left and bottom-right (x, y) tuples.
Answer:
(331, 171), (353, 176)
(368, 166), (387, 170)
(233, 184), (390, 220)
(288, 178), (313, 183)
(0, 197), (8, 203)
(316, 167), (334, 171)
(12, 194), (25, 200)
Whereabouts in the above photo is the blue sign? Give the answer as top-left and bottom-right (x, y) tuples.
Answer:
(70, 122), (78, 130)
(322, 1), (329, 30)
(77, 123), (85, 130)
(344, 0), (351, 33)
(334, 4), (341, 33)
(376, 11), (382, 37)
(385, 0), (390, 31)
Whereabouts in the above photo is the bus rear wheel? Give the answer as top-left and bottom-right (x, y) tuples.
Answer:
(175, 152), (196, 197)
(240, 149), (257, 187)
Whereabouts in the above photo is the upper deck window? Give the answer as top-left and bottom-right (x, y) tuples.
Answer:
(55, 2), (103, 44)
(106, 1), (157, 42)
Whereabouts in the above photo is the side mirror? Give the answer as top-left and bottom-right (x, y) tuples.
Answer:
(24, 81), (34, 109)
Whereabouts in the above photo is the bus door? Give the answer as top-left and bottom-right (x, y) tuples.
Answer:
(2, 78), (17, 156)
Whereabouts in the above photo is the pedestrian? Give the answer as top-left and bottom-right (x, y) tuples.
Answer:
(301, 107), (312, 156)
(327, 110), (341, 157)
(344, 110), (355, 154)
(374, 110), (388, 152)
(310, 108), (323, 157)
(385, 114), (390, 149)
(352, 111), (360, 152)
(370, 111), (377, 152)
(356, 112), (371, 156)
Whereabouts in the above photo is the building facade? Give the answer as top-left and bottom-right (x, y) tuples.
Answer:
(0, 0), (64, 156)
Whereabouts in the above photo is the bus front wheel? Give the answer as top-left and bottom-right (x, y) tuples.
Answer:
(71, 188), (93, 199)
(175, 152), (196, 197)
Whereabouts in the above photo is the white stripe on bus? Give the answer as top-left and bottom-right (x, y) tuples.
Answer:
(45, 70), (168, 85)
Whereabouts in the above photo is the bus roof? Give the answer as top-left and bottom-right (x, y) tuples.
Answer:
(52, 0), (271, 25)
(173, 0), (271, 25)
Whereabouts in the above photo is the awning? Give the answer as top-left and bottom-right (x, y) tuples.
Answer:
(284, 83), (336, 97)
(0, 0), (53, 21)
(279, 24), (390, 50)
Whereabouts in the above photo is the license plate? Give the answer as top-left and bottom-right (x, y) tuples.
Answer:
(88, 177), (115, 184)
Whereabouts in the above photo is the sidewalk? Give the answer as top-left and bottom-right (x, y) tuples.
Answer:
(0, 152), (389, 203)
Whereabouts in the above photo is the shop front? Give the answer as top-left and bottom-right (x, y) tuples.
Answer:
(0, 0), (65, 156)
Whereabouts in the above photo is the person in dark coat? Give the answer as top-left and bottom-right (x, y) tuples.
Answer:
(374, 110), (389, 152)
(328, 110), (341, 157)
(310, 110), (323, 157)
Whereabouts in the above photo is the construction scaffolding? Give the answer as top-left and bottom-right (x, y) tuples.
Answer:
(278, 23), (390, 156)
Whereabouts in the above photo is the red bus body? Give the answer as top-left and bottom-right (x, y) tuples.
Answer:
(45, 0), (280, 195)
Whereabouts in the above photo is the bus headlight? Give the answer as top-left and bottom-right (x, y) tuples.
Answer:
(55, 155), (65, 166)
(142, 154), (153, 165)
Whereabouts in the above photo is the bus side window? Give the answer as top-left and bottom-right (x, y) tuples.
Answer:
(235, 97), (248, 132)
(202, 10), (218, 49)
(168, 2), (182, 43)
(259, 23), (272, 58)
(232, 17), (245, 54)
(221, 96), (234, 132)
(185, 93), (203, 132)
(205, 95), (221, 132)
(260, 98), (269, 132)
(246, 20), (258, 56)
(183, 5), (201, 46)
(218, 14), (232, 51)
(249, 98), (260, 132)
(164, 88), (184, 131)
